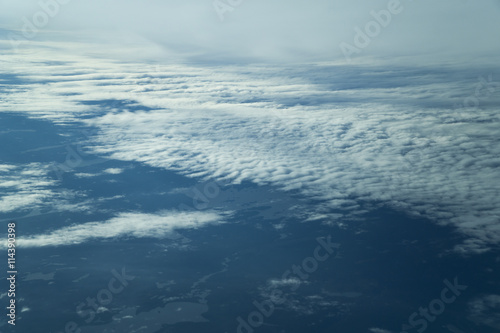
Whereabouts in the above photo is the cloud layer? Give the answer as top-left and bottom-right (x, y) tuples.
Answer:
(1, 43), (499, 254)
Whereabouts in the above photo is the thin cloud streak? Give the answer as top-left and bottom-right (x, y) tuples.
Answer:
(5, 210), (226, 248)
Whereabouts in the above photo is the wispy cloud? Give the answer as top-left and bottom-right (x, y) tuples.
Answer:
(5, 210), (226, 248)
(268, 277), (305, 288)
(0, 163), (87, 215)
(369, 328), (393, 333)
(468, 294), (500, 330)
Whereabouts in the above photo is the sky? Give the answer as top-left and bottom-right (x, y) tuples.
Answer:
(1, 0), (500, 64)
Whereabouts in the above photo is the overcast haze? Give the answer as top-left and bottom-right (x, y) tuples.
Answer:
(1, 0), (500, 63)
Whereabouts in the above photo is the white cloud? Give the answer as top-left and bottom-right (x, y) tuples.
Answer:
(82, 75), (500, 253)
(0, 164), (16, 172)
(268, 277), (305, 288)
(1, 43), (499, 254)
(72, 168), (123, 178)
(74, 173), (97, 178)
(6, 210), (226, 248)
(103, 168), (123, 174)
(0, 163), (79, 214)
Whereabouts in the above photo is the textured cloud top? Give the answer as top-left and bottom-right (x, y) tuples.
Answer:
(1, 44), (499, 254)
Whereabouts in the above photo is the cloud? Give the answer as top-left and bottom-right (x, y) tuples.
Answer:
(77, 64), (500, 253)
(73, 168), (124, 178)
(468, 294), (500, 330)
(103, 168), (123, 174)
(0, 163), (89, 216)
(1, 42), (500, 254)
(369, 328), (393, 333)
(74, 173), (98, 178)
(6, 210), (226, 248)
(259, 285), (349, 316)
(268, 277), (305, 288)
